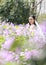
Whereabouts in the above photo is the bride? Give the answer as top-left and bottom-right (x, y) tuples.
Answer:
(26, 15), (45, 40)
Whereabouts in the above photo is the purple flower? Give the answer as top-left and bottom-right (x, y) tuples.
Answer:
(2, 38), (14, 49)
(24, 51), (32, 60)
(0, 50), (14, 61)
(40, 21), (46, 35)
(15, 55), (19, 61)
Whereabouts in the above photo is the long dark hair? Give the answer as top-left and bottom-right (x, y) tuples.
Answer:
(29, 15), (36, 26)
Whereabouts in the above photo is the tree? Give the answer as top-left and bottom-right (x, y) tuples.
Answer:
(0, 0), (30, 24)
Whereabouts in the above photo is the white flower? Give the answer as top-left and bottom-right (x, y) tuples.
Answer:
(20, 52), (25, 56)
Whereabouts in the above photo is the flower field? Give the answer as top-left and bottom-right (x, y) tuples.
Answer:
(0, 21), (46, 65)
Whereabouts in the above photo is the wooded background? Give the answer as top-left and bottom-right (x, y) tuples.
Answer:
(0, 0), (46, 24)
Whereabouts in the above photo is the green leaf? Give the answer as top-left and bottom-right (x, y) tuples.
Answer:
(0, 35), (5, 48)
(10, 35), (26, 51)
(6, 62), (18, 65)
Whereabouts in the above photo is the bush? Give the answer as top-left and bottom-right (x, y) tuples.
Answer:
(0, 0), (30, 24)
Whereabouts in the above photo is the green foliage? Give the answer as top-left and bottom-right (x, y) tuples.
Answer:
(38, 14), (46, 23)
(10, 35), (26, 51)
(6, 62), (18, 65)
(0, 0), (30, 24)
(0, 35), (5, 48)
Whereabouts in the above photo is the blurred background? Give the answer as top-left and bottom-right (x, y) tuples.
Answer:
(0, 0), (46, 24)
(0, 0), (46, 65)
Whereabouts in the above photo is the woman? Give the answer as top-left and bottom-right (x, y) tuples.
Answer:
(28, 15), (36, 30)
(29, 15), (36, 26)
(26, 15), (45, 39)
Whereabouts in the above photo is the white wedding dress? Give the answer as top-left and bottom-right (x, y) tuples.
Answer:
(25, 21), (46, 50)
(26, 21), (45, 41)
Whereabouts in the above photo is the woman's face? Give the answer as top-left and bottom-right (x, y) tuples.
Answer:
(29, 17), (35, 25)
